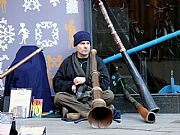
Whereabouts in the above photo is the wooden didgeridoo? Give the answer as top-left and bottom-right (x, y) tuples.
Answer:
(0, 47), (44, 79)
(87, 49), (113, 128)
(123, 89), (156, 123)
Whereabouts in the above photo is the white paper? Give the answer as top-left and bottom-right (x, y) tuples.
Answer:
(18, 126), (46, 135)
(9, 88), (32, 118)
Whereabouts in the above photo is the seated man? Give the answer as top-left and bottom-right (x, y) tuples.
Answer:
(53, 31), (114, 117)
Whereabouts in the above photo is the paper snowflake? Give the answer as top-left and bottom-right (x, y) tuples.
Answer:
(66, 0), (78, 14)
(22, 0), (42, 12)
(35, 21), (59, 48)
(0, 18), (15, 51)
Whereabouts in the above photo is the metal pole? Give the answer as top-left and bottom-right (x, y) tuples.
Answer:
(84, 0), (93, 44)
(103, 30), (180, 64)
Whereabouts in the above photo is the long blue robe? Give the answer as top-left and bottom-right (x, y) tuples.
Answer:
(4, 46), (54, 112)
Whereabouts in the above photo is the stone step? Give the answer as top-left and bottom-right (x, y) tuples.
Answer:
(114, 93), (180, 113)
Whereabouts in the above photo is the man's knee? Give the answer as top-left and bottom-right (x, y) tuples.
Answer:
(107, 90), (114, 101)
(54, 92), (65, 104)
(103, 90), (114, 104)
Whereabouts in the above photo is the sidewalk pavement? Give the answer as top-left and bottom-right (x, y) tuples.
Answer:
(15, 113), (180, 135)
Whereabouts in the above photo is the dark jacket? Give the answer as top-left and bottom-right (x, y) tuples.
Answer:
(53, 53), (110, 94)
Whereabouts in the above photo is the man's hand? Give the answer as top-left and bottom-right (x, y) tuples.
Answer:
(73, 77), (86, 86)
(72, 84), (76, 93)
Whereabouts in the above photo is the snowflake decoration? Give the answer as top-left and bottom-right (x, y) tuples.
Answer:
(50, 0), (60, 7)
(22, 0), (42, 12)
(0, 18), (15, 51)
(35, 21), (59, 48)
(66, 0), (79, 14)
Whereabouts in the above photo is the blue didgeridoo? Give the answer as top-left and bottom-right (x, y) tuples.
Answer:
(103, 30), (180, 64)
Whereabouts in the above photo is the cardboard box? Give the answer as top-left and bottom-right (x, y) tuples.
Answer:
(32, 99), (43, 118)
